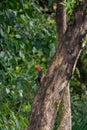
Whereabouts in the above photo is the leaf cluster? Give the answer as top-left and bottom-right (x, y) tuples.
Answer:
(0, 0), (56, 129)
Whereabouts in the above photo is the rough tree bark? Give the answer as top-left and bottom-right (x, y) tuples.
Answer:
(28, 0), (87, 130)
(56, 0), (71, 130)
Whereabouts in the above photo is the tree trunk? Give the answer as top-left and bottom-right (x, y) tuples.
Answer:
(56, 0), (71, 130)
(57, 84), (71, 130)
(28, 0), (87, 130)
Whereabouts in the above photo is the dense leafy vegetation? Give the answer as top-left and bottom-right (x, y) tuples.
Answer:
(0, 0), (87, 130)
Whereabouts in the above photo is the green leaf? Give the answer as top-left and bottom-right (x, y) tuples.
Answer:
(0, 28), (4, 37)
(15, 34), (21, 39)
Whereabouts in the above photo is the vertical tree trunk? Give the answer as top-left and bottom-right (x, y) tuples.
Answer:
(57, 84), (71, 130)
(56, 0), (71, 129)
(56, 0), (66, 41)
(28, 1), (87, 130)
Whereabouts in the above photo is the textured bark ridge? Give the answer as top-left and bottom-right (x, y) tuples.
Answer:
(28, 0), (87, 130)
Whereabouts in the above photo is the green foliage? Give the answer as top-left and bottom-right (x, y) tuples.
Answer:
(0, 0), (56, 129)
(72, 95), (87, 130)
(48, 0), (56, 8)
(70, 43), (87, 129)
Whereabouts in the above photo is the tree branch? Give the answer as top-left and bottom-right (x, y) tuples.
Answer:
(56, 0), (66, 41)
